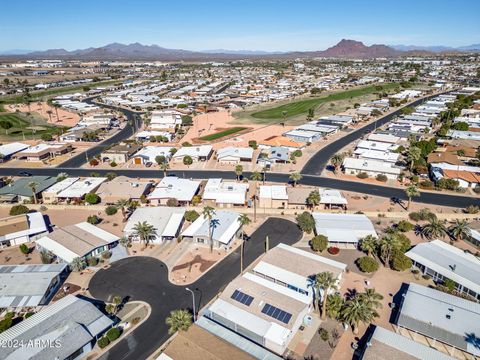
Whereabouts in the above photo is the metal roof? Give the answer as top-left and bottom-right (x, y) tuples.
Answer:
(397, 283), (480, 356)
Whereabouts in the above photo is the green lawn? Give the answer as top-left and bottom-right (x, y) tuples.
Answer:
(0, 79), (122, 105)
(0, 113), (68, 140)
(199, 127), (247, 141)
(251, 83), (400, 120)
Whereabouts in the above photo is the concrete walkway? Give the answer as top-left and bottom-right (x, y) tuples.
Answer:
(110, 245), (129, 263)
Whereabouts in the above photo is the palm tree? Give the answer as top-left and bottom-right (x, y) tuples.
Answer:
(27, 181), (39, 204)
(235, 165), (243, 181)
(202, 206), (215, 253)
(359, 235), (378, 257)
(405, 184), (420, 210)
(165, 309), (193, 335)
(340, 296), (378, 334)
(46, 110), (53, 122)
(378, 235), (399, 267)
(56, 172), (68, 182)
(314, 272), (338, 320)
(359, 288), (383, 310)
(262, 166), (268, 185)
(448, 219), (471, 242)
(289, 172), (302, 187)
(421, 217), (447, 240)
(406, 146), (421, 172)
(119, 236), (130, 248)
(52, 102), (61, 122)
(238, 214), (251, 240)
(306, 190), (320, 209)
(330, 153), (344, 174)
(250, 171), (262, 184)
(116, 199), (130, 221)
(70, 257), (86, 272)
(133, 221), (157, 247)
(160, 162), (169, 177)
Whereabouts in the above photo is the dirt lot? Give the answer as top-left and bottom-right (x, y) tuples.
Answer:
(6, 102), (80, 127)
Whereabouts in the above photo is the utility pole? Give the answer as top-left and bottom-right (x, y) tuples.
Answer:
(252, 195), (257, 223)
(185, 287), (196, 321)
(265, 235), (269, 253)
(240, 240), (244, 274)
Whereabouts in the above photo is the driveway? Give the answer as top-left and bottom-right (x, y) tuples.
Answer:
(88, 217), (302, 360)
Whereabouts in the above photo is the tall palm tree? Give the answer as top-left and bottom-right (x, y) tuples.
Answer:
(46, 110), (53, 123)
(340, 296), (378, 334)
(202, 206), (215, 253)
(314, 272), (338, 320)
(250, 171), (262, 184)
(133, 221), (157, 247)
(52, 102), (61, 122)
(359, 235), (378, 257)
(27, 181), (39, 204)
(289, 172), (302, 187)
(406, 146), (421, 172)
(306, 190), (320, 209)
(165, 309), (193, 335)
(70, 257), (86, 272)
(421, 217), (447, 240)
(378, 235), (399, 267)
(261, 166), (268, 185)
(359, 288), (383, 310)
(330, 153), (344, 174)
(235, 165), (243, 182)
(160, 162), (170, 177)
(238, 213), (251, 240)
(405, 184), (420, 210)
(448, 219), (471, 242)
(116, 199), (130, 221)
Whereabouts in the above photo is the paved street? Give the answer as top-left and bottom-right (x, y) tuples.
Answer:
(89, 217), (302, 360)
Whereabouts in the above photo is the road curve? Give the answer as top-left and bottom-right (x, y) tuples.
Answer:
(89, 218), (302, 360)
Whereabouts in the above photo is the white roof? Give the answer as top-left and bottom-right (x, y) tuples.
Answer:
(253, 261), (310, 293)
(319, 188), (348, 205)
(343, 157), (402, 175)
(56, 177), (106, 198)
(148, 176), (200, 202)
(0, 142), (29, 157)
(181, 210), (240, 245)
(173, 145), (213, 159)
(356, 140), (396, 152)
(216, 147), (253, 160)
(312, 213), (377, 243)
(406, 240), (480, 295)
(0, 212), (47, 242)
(208, 298), (290, 346)
(259, 185), (288, 200)
(135, 146), (175, 161)
(43, 177), (79, 194)
(124, 207), (185, 238)
(202, 179), (248, 205)
(354, 149), (400, 162)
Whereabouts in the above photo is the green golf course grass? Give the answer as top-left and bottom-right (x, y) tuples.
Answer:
(0, 113), (68, 140)
(199, 127), (247, 141)
(251, 83), (400, 120)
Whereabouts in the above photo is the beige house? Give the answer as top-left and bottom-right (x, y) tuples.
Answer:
(95, 176), (152, 204)
(101, 144), (142, 164)
(258, 185), (288, 209)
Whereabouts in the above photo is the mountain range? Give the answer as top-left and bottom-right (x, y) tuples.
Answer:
(2, 39), (479, 61)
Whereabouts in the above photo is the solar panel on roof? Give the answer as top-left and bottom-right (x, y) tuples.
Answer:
(231, 289), (254, 306)
(261, 303), (292, 324)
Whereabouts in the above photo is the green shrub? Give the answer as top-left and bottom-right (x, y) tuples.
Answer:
(357, 172), (369, 179)
(9, 204), (29, 216)
(85, 193), (100, 205)
(444, 278), (456, 291)
(248, 140), (258, 149)
(24, 312), (34, 318)
(105, 206), (118, 216)
(394, 233), (411, 252)
(356, 256), (379, 273)
(319, 327), (329, 341)
(419, 180), (434, 189)
(311, 235), (328, 252)
(292, 149), (303, 158)
(184, 210), (199, 222)
(87, 215), (101, 225)
(106, 327), (121, 342)
(391, 253), (412, 271)
(464, 205), (479, 214)
(396, 220), (414, 232)
(19, 244), (29, 255)
(295, 211), (315, 234)
(166, 198), (179, 207)
(41, 133), (53, 141)
(97, 336), (110, 349)
(376, 174), (388, 182)
(110, 161), (118, 167)
(87, 257), (98, 267)
(0, 317), (13, 333)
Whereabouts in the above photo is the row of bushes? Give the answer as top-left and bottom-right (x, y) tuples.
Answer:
(98, 327), (122, 349)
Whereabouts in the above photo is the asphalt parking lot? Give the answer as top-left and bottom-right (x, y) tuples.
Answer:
(89, 217), (302, 360)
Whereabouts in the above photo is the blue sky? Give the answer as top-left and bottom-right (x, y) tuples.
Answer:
(1, 0), (479, 51)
